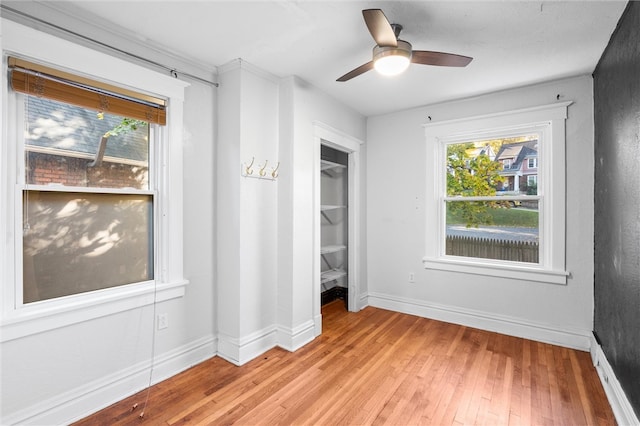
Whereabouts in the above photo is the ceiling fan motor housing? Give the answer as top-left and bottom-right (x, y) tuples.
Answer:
(373, 40), (413, 75)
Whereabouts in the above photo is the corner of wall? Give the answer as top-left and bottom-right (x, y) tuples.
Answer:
(590, 336), (640, 426)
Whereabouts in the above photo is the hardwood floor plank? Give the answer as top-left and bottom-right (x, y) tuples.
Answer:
(74, 302), (616, 426)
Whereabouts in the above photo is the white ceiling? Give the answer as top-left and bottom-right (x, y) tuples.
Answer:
(7, 1), (628, 117)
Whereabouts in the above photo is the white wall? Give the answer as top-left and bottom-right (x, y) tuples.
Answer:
(366, 75), (595, 349)
(216, 60), (279, 364)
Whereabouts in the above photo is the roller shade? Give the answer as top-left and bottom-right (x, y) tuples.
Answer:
(9, 57), (166, 125)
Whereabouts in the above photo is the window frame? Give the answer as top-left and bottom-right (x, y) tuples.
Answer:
(18, 93), (158, 304)
(1, 20), (189, 342)
(423, 102), (572, 285)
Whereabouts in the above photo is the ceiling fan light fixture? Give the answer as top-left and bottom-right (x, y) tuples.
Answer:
(373, 40), (412, 76)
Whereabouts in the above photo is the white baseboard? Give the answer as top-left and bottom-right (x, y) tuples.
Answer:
(367, 292), (592, 351)
(314, 313), (322, 336)
(590, 337), (640, 426)
(277, 319), (316, 352)
(217, 326), (277, 366)
(3, 335), (216, 426)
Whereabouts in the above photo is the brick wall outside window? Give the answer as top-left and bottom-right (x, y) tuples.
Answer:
(27, 152), (148, 189)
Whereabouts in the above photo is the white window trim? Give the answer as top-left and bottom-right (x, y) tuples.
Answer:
(423, 102), (572, 285)
(1, 19), (189, 342)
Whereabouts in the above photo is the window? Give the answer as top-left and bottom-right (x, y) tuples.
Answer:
(445, 135), (539, 264)
(2, 20), (188, 341)
(528, 157), (537, 168)
(423, 102), (571, 285)
(21, 95), (155, 303)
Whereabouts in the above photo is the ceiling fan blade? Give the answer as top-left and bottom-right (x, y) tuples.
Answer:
(362, 9), (397, 47)
(412, 51), (473, 67)
(336, 61), (374, 82)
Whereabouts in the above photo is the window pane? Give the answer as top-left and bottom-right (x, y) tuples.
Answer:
(446, 200), (539, 263)
(446, 136), (538, 197)
(23, 191), (153, 303)
(25, 96), (149, 190)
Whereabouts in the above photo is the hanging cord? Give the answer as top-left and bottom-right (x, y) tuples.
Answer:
(137, 277), (159, 419)
(1, 4), (219, 87)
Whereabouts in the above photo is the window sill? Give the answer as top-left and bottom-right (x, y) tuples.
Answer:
(422, 257), (568, 285)
(0, 279), (188, 342)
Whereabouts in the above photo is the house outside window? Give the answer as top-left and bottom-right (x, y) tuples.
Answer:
(423, 102), (571, 285)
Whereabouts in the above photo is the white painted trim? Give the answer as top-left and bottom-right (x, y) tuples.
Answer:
(422, 257), (569, 285)
(313, 122), (364, 316)
(368, 291), (592, 351)
(217, 58), (279, 83)
(276, 319), (316, 352)
(314, 313), (323, 336)
(1, 335), (216, 426)
(590, 337), (640, 426)
(0, 280), (187, 342)
(423, 102), (571, 283)
(218, 326), (278, 366)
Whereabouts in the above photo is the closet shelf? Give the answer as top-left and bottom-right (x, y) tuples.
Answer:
(321, 204), (346, 211)
(320, 244), (347, 255)
(321, 268), (347, 284)
(321, 159), (346, 171)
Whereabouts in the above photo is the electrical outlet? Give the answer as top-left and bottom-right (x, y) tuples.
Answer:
(409, 273), (415, 283)
(158, 313), (169, 330)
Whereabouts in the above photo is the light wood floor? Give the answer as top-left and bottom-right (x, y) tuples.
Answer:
(75, 300), (615, 425)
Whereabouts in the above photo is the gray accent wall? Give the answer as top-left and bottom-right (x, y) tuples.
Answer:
(593, 1), (640, 418)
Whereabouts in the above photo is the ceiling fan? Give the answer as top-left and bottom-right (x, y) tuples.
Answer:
(337, 9), (473, 82)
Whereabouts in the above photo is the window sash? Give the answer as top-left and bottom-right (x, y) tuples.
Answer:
(15, 92), (158, 307)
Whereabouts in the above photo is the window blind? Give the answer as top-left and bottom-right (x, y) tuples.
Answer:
(9, 57), (166, 125)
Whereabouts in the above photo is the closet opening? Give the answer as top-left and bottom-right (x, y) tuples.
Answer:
(313, 123), (362, 336)
(320, 145), (349, 308)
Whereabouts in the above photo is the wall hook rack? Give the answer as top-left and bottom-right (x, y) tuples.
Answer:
(242, 158), (279, 181)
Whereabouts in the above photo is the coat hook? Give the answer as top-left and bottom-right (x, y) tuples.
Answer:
(245, 157), (255, 175)
(259, 160), (268, 177)
(271, 162), (280, 179)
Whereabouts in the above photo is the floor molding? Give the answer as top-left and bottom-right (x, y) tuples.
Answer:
(3, 335), (216, 426)
(367, 292), (592, 351)
(590, 336), (640, 426)
(218, 326), (277, 366)
(276, 319), (316, 352)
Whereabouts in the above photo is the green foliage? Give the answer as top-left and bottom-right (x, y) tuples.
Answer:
(525, 183), (538, 195)
(446, 143), (507, 227)
(103, 117), (148, 138)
